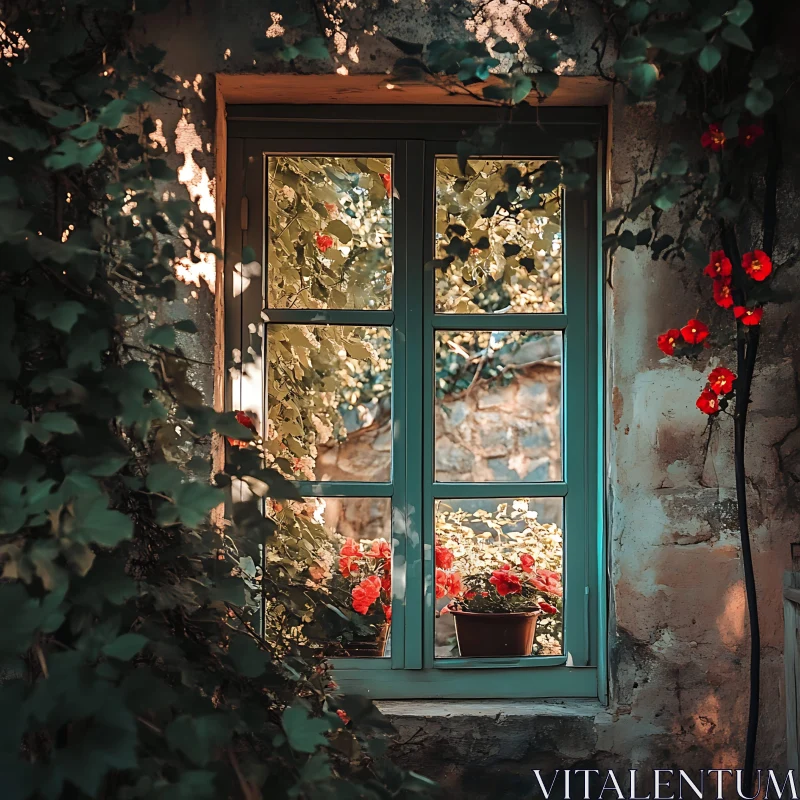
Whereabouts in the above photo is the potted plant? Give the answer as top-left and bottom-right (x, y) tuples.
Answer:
(328, 537), (392, 657)
(438, 545), (562, 658)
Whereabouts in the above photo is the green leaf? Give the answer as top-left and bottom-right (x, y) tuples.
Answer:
(512, 74), (533, 104)
(697, 45), (721, 73)
(745, 86), (773, 117)
(39, 412), (78, 435)
(241, 245), (257, 263)
(71, 496), (133, 546)
(227, 636), (270, 677)
(295, 37), (330, 61)
(386, 36), (424, 55)
(535, 72), (559, 96)
(720, 24), (753, 50)
(103, 633), (148, 660)
(626, 0), (650, 24)
(725, 0), (753, 26)
(283, 701), (332, 754)
(560, 140), (595, 160)
(325, 219), (353, 243)
(166, 715), (233, 767)
(628, 63), (658, 97)
(144, 324), (176, 349)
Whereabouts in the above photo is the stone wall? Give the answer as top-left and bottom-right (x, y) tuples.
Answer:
(134, 0), (800, 793)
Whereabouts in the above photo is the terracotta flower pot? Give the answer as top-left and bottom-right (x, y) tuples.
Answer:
(449, 608), (540, 657)
(339, 623), (389, 658)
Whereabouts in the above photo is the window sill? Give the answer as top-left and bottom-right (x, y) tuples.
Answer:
(377, 698), (606, 720)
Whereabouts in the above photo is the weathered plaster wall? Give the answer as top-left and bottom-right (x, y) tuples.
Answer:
(135, 0), (800, 794)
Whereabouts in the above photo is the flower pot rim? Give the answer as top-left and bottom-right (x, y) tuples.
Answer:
(446, 606), (541, 619)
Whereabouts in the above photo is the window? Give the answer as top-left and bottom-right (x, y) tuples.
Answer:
(225, 106), (604, 699)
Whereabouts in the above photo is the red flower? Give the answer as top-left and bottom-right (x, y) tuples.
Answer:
(701, 123), (726, 152)
(530, 568), (563, 597)
(435, 568), (448, 600)
(708, 367), (736, 395)
(381, 574), (391, 593)
(733, 306), (763, 326)
(739, 123), (764, 147)
(382, 603), (392, 622)
(338, 557), (359, 578)
(696, 388), (720, 415)
(315, 232), (334, 253)
(351, 575), (382, 614)
(379, 172), (391, 195)
(742, 250), (772, 282)
(712, 277), (734, 309)
(520, 553), (535, 574)
(336, 709), (350, 725)
(539, 602), (558, 614)
(680, 319), (709, 345)
(657, 328), (681, 356)
(489, 568), (522, 597)
(367, 539), (391, 560)
(703, 250), (732, 279)
(435, 545), (455, 570)
(340, 538), (362, 557)
(226, 410), (257, 447)
(445, 571), (463, 597)
(464, 591), (476, 600)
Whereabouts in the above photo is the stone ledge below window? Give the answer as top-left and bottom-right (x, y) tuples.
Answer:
(378, 698), (607, 720)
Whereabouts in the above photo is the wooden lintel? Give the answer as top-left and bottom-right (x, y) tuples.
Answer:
(216, 73), (610, 107)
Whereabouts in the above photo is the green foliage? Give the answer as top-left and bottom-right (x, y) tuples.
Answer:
(0, 3), (434, 798)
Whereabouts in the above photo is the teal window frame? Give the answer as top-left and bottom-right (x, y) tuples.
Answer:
(225, 105), (606, 700)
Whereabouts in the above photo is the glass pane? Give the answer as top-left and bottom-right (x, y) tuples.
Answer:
(271, 497), (392, 658)
(267, 324), (392, 481)
(434, 330), (562, 482)
(435, 157), (562, 314)
(434, 498), (563, 659)
(267, 155), (393, 310)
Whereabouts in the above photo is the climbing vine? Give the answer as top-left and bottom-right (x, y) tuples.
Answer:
(0, 2), (433, 798)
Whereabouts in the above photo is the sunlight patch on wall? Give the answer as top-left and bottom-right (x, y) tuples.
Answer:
(172, 110), (216, 292)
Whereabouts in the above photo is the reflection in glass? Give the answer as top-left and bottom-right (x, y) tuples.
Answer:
(267, 156), (393, 310)
(435, 157), (562, 314)
(271, 497), (392, 658)
(434, 498), (563, 659)
(434, 330), (562, 482)
(267, 325), (392, 481)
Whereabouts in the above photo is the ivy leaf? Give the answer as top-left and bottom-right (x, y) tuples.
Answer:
(325, 219), (353, 244)
(144, 324), (176, 349)
(721, 24), (753, 51)
(725, 0), (754, 26)
(628, 63), (659, 97)
(295, 37), (330, 61)
(227, 636), (270, 677)
(535, 72), (559, 97)
(39, 412), (78, 435)
(166, 716), (233, 767)
(697, 45), (721, 73)
(102, 633), (148, 661)
(386, 36), (424, 55)
(512, 74), (533, 104)
(745, 86), (773, 117)
(282, 701), (332, 754)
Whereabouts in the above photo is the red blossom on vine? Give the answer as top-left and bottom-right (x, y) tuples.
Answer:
(708, 367), (736, 395)
(315, 232), (334, 252)
(701, 123), (726, 151)
(226, 410), (257, 447)
(657, 328), (681, 356)
(742, 250), (772, 281)
(351, 575), (382, 614)
(435, 545), (455, 569)
(713, 277), (734, 309)
(734, 306), (763, 326)
(696, 389), (720, 415)
(681, 319), (709, 345)
(739, 123), (764, 147)
(703, 250), (732, 278)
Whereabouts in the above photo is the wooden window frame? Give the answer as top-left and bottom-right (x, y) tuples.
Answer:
(221, 98), (606, 700)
